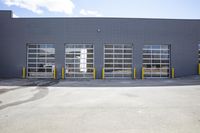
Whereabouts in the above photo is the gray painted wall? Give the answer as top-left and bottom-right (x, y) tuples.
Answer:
(0, 10), (200, 79)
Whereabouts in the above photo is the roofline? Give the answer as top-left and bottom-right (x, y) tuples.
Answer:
(1, 10), (200, 21)
(13, 17), (200, 21)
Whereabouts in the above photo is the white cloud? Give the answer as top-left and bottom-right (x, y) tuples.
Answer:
(80, 9), (102, 17)
(12, 13), (19, 18)
(3, 0), (75, 15)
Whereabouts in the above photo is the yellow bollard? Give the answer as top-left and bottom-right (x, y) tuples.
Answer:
(22, 67), (26, 79)
(93, 67), (96, 80)
(102, 67), (105, 79)
(53, 67), (56, 79)
(199, 64), (200, 75)
(133, 67), (136, 79)
(142, 67), (144, 80)
(172, 68), (175, 78)
(62, 67), (65, 79)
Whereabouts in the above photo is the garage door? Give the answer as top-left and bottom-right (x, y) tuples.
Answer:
(142, 45), (170, 78)
(65, 44), (94, 79)
(27, 44), (55, 78)
(104, 44), (133, 79)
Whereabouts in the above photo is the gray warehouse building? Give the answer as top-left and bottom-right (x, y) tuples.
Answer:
(0, 10), (200, 79)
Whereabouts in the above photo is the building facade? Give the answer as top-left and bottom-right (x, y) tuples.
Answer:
(0, 10), (200, 79)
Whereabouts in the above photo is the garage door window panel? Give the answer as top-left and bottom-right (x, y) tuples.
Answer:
(143, 45), (170, 78)
(27, 44), (55, 78)
(65, 44), (94, 79)
(104, 44), (133, 79)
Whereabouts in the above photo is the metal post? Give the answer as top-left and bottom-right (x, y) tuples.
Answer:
(22, 67), (26, 79)
(62, 67), (65, 79)
(102, 67), (105, 79)
(93, 67), (96, 80)
(53, 67), (56, 79)
(172, 67), (175, 78)
(199, 64), (200, 75)
(142, 67), (144, 80)
(134, 67), (136, 79)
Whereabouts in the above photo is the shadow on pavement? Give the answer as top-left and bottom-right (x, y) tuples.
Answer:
(0, 77), (199, 110)
(0, 80), (58, 110)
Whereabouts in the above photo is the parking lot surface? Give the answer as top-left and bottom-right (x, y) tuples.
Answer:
(0, 77), (200, 133)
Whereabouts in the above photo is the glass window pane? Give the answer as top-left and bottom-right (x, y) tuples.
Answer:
(143, 50), (151, 53)
(114, 59), (122, 63)
(124, 64), (131, 68)
(124, 55), (132, 58)
(143, 60), (151, 63)
(124, 59), (132, 63)
(28, 68), (37, 72)
(143, 64), (151, 68)
(144, 45), (151, 49)
(85, 45), (93, 48)
(105, 45), (113, 48)
(38, 45), (46, 48)
(66, 45), (74, 48)
(161, 60), (169, 63)
(124, 45), (132, 48)
(105, 64), (113, 68)
(87, 59), (93, 63)
(152, 45), (160, 49)
(114, 45), (122, 48)
(87, 54), (93, 58)
(152, 60), (160, 63)
(66, 54), (74, 58)
(161, 55), (169, 58)
(161, 45), (169, 49)
(28, 44), (37, 48)
(105, 54), (113, 58)
(28, 59), (36, 62)
(105, 49), (113, 53)
(143, 55), (151, 58)
(152, 50), (160, 54)
(161, 50), (169, 54)
(38, 54), (46, 58)
(105, 59), (113, 63)
(87, 49), (93, 53)
(115, 49), (122, 53)
(28, 54), (37, 58)
(152, 55), (160, 58)
(124, 50), (132, 53)
(105, 69), (113, 72)
(114, 54), (123, 58)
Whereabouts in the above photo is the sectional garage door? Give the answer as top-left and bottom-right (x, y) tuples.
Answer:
(65, 44), (94, 79)
(104, 44), (133, 79)
(27, 44), (55, 78)
(142, 45), (170, 78)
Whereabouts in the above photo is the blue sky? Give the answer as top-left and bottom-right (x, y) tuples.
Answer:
(0, 0), (200, 19)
